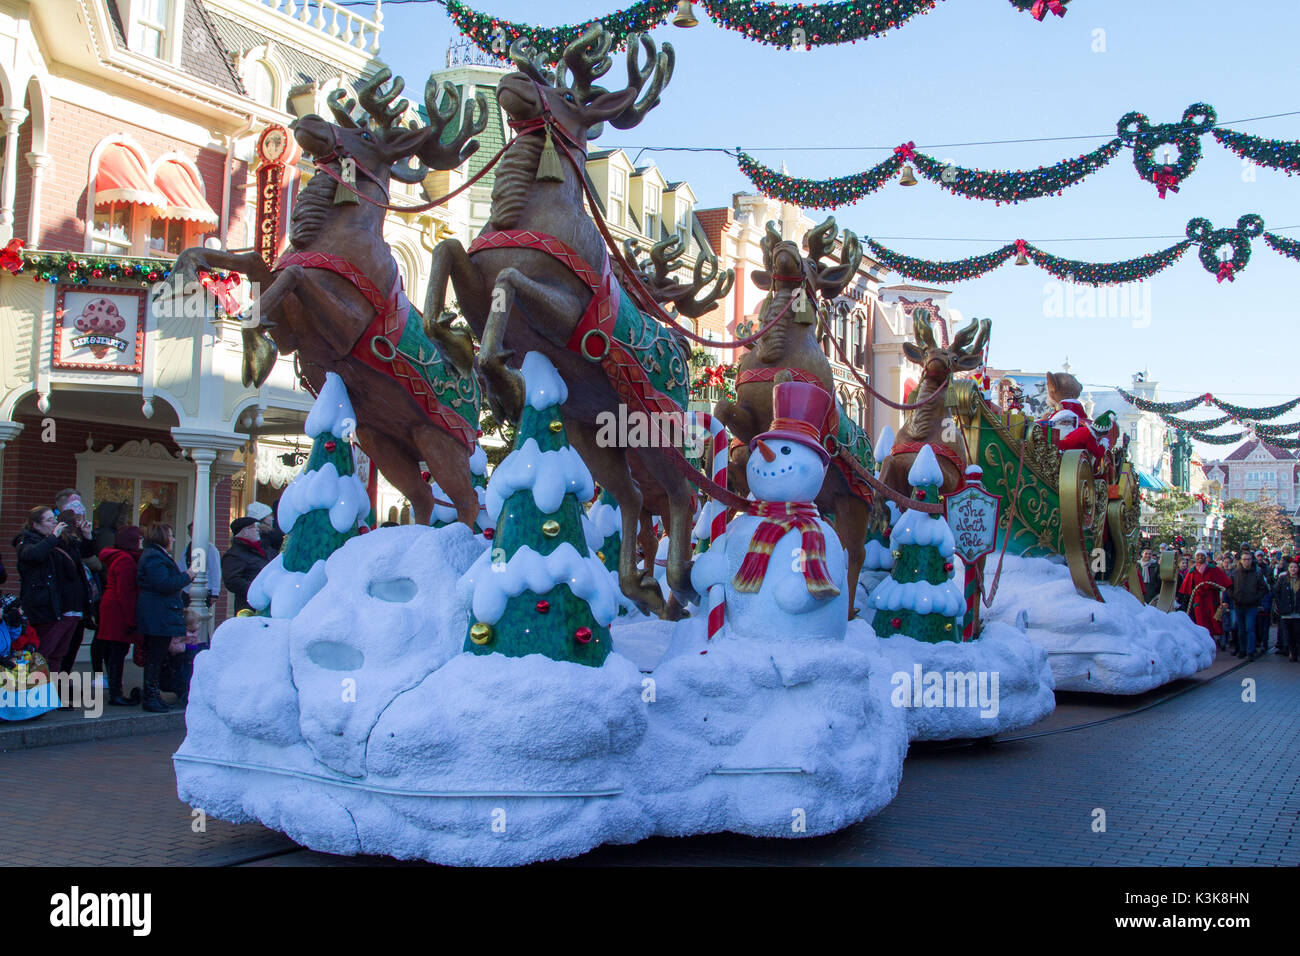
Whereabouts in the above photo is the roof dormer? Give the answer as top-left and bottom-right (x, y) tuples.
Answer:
(630, 164), (667, 240)
(122, 0), (187, 68)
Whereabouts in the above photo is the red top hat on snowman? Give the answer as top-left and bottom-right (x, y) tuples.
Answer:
(751, 380), (834, 465)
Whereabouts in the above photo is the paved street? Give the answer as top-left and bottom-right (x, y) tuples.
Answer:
(5, 653), (1297, 867)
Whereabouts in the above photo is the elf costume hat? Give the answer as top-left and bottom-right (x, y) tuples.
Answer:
(752, 380), (833, 465)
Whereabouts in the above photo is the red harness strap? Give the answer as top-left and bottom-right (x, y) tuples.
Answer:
(468, 230), (685, 433)
(274, 250), (475, 449)
(736, 367), (826, 389)
(890, 439), (965, 473)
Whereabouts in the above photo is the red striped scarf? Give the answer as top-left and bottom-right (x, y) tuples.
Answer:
(733, 501), (839, 599)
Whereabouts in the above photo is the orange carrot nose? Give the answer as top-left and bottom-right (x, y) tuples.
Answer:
(754, 438), (776, 462)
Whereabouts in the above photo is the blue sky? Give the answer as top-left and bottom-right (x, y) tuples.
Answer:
(361, 0), (1299, 455)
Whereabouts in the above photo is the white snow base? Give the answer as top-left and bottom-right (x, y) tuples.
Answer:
(175, 523), (909, 866)
(983, 554), (1216, 694)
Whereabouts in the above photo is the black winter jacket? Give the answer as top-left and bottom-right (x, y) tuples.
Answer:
(221, 538), (270, 613)
(1227, 566), (1268, 609)
(1273, 575), (1300, 617)
(11, 529), (89, 625)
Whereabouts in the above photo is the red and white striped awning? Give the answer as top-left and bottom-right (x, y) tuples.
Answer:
(152, 159), (219, 226)
(95, 143), (167, 210)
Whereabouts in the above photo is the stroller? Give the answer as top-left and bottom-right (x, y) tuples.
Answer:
(0, 594), (61, 719)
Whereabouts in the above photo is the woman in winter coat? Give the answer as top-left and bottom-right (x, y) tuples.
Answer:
(1178, 550), (1231, 642)
(1272, 557), (1300, 662)
(11, 505), (91, 675)
(97, 526), (144, 706)
(135, 523), (194, 712)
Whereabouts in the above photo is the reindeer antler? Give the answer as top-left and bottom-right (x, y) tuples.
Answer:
(627, 232), (733, 318)
(674, 245), (734, 319)
(557, 25), (615, 102)
(609, 34), (674, 130)
(508, 37), (555, 85)
(913, 308), (939, 350)
(759, 221), (783, 275)
(326, 87), (360, 128)
(357, 68), (410, 132)
(405, 78), (488, 179)
(803, 217), (862, 298)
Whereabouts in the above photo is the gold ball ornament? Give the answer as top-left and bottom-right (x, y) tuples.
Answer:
(469, 622), (493, 645)
(542, 519), (561, 537)
(945, 622), (953, 632)
(596, 550), (605, 562)
(548, 420), (563, 433)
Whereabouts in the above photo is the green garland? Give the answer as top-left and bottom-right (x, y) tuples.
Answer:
(444, 0), (675, 63)
(911, 139), (1123, 204)
(1212, 128), (1300, 175)
(445, 0), (1075, 61)
(1026, 240), (1192, 286)
(1264, 231), (1300, 261)
(1159, 414), (1233, 431)
(1212, 395), (1300, 422)
(1251, 420), (1300, 437)
(15, 250), (177, 285)
(1183, 429), (1246, 445)
(736, 151), (899, 209)
(866, 240), (1016, 284)
(735, 104), (1300, 209)
(700, 0), (939, 50)
(1115, 389), (1206, 415)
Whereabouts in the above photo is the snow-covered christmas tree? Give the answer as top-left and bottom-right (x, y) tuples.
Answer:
(462, 352), (617, 666)
(868, 445), (966, 643)
(248, 372), (371, 618)
(863, 424), (897, 573)
(587, 489), (621, 573)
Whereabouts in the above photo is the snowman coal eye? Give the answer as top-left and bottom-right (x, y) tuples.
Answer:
(780, 445), (791, 455)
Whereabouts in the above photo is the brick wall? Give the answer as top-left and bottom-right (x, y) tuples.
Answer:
(1, 414), (232, 618)
(37, 98), (249, 253)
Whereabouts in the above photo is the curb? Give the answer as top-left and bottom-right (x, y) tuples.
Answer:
(0, 708), (186, 751)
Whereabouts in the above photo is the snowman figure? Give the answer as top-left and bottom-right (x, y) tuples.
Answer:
(691, 381), (849, 641)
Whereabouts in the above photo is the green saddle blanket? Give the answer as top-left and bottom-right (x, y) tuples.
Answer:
(393, 304), (481, 429)
(612, 288), (690, 411)
(836, 405), (875, 473)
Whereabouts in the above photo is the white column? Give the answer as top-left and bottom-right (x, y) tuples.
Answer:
(188, 447), (217, 638)
(0, 106), (30, 241)
(25, 152), (49, 246)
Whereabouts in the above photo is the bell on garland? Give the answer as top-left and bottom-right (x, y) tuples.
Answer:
(898, 164), (917, 187)
(672, 1), (699, 28)
(1015, 250), (1030, 266)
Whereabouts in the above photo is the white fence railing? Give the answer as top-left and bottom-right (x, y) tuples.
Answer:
(252, 0), (384, 53)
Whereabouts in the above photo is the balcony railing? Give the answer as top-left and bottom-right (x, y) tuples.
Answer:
(251, 0), (383, 53)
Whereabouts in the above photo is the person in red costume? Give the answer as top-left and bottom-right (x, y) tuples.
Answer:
(1179, 550), (1231, 640)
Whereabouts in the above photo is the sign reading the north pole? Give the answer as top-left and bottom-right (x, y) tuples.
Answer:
(52, 286), (146, 373)
(255, 124), (291, 268)
(945, 482), (1001, 564)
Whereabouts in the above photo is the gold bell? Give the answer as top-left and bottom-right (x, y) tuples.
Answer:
(1015, 251), (1030, 266)
(672, 1), (699, 28)
(542, 519), (561, 537)
(549, 419), (564, 433)
(899, 164), (917, 187)
(469, 622), (493, 645)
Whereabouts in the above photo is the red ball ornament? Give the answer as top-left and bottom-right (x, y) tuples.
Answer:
(147, 272), (160, 281)
(944, 562), (954, 573)
(536, 599), (550, 614)
(323, 440), (336, 452)
(574, 626), (593, 644)
(890, 617), (902, 629)
(915, 489), (927, 500)
(67, 261), (78, 271)
(420, 470), (431, 481)
(123, 266), (134, 277)
(482, 527), (494, 540)
(92, 269), (103, 279)
(358, 525), (370, 534)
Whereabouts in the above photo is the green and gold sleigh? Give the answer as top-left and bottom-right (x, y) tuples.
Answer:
(949, 381), (1143, 601)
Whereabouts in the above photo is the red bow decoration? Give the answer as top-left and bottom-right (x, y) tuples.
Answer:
(198, 270), (243, 315)
(1030, 0), (1066, 20)
(704, 365), (727, 388)
(1015, 238), (1029, 256)
(0, 237), (24, 275)
(1216, 261), (1236, 283)
(1153, 166), (1181, 199)
(894, 141), (916, 162)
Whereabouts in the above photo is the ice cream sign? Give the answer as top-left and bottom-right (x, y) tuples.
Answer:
(944, 470), (1001, 564)
(52, 286), (145, 373)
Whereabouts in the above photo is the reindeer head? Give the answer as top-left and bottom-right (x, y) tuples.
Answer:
(498, 26), (673, 152)
(752, 217), (862, 325)
(902, 310), (990, 384)
(292, 69), (487, 184)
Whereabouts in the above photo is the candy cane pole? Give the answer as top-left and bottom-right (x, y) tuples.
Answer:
(689, 411), (728, 641)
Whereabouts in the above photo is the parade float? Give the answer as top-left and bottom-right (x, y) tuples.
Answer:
(172, 19), (1223, 864)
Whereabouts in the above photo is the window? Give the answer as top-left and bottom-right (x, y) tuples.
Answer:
(149, 218), (186, 256)
(679, 201), (692, 237)
(609, 170), (626, 227)
(92, 204), (134, 254)
(644, 187), (659, 240)
(247, 60), (279, 110)
(131, 0), (171, 59)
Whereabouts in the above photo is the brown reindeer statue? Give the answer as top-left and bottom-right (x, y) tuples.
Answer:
(711, 218), (882, 614)
(173, 71), (489, 527)
(424, 27), (732, 619)
(877, 309), (991, 502)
